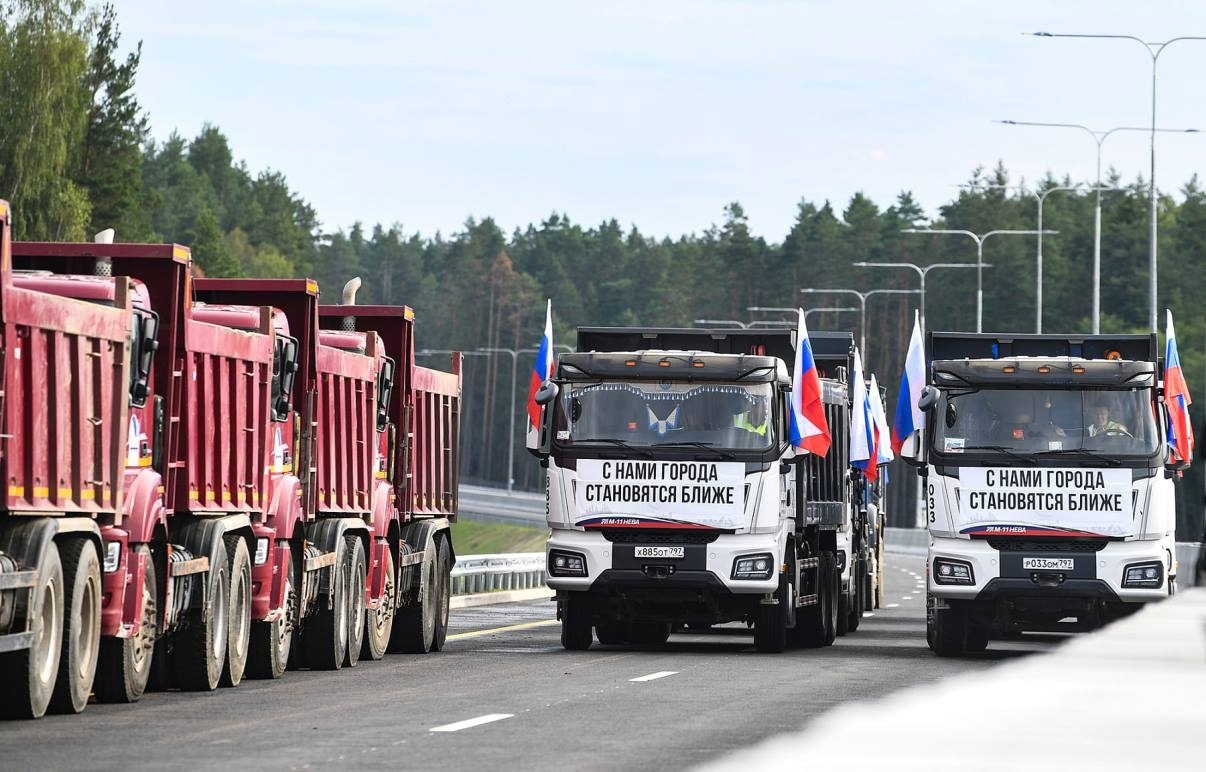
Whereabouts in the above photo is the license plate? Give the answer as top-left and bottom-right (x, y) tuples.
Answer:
(634, 546), (685, 559)
(1022, 557), (1073, 571)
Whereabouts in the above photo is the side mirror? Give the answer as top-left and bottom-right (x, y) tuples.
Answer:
(274, 335), (300, 420)
(535, 380), (558, 406)
(898, 431), (924, 467)
(130, 311), (160, 408)
(918, 385), (938, 412)
(376, 356), (396, 432)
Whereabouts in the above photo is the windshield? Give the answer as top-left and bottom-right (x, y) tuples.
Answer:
(556, 381), (775, 452)
(931, 387), (1159, 459)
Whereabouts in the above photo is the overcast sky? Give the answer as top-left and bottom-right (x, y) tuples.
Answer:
(114, 0), (1206, 240)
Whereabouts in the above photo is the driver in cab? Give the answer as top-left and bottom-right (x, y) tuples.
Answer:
(1087, 402), (1129, 437)
(733, 397), (769, 437)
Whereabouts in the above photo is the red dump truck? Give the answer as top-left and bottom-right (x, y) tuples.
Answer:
(194, 278), (461, 670)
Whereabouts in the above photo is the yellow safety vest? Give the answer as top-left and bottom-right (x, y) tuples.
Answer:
(733, 413), (768, 436)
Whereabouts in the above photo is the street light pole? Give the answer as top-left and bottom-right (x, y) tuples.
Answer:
(900, 229), (1054, 333)
(996, 120), (1199, 333)
(803, 307), (857, 326)
(1030, 32), (1206, 332)
(479, 347), (546, 493)
(852, 262), (983, 332)
(796, 288), (921, 356)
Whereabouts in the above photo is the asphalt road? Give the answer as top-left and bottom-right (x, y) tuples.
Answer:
(0, 553), (1061, 771)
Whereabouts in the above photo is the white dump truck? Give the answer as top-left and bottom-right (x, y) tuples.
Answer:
(899, 333), (1182, 656)
(530, 327), (881, 652)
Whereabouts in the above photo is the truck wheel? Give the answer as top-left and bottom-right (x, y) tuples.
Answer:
(97, 545), (158, 701)
(560, 592), (593, 650)
(220, 535), (252, 687)
(754, 572), (790, 653)
(49, 539), (102, 714)
(595, 621), (630, 645)
(343, 536), (366, 667)
(846, 563), (864, 633)
(630, 622), (672, 646)
(431, 537), (452, 652)
(0, 546), (63, 719)
(361, 547), (393, 661)
(302, 536), (348, 670)
(175, 536), (229, 691)
(391, 530), (438, 654)
(821, 552), (839, 646)
(247, 548), (294, 679)
(966, 623), (989, 653)
(931, 606), (969, 657)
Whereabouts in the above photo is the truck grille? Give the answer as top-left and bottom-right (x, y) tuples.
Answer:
(600, 529), (721, 545)
(986, 538), (1108, 553)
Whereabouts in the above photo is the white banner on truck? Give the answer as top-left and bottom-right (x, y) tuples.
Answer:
(573, 459), (745, 529)
(957, 467), (1134, 537)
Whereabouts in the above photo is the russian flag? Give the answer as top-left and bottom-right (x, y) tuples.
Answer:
(891, 311), (926, 454)
(526, 299), (554, 449)
(1164, 309), (1194, 465)
(869, 373), (895, 467)
(849, 348), (876, 481)
(788, 309), (831, 457)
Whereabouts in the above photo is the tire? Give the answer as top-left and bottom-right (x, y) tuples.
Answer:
(931, 605), (969, 657)
(966, 623), (989, 653)
(431, 537), (452, 652)
(846, 563), (864, 633)
(247, 547), (294, 679)
(836, 583), (850, 637)
(821, 552), (838, 647)
(595, 621), (630, 645)
(302, 536), (348, 670)
(629, 622), (672, 646)
(344, 536), (366, 668)
(560, 592), (593, 651)
(361, 546), (393, 662)
(0, 546), (64, 719)
(49, 539), (102, 714)
(97, 545), (158, 701)
(754, 573), (789, 653)
(220, 535), (252, 687)
(175, 536), (229, 691)
(391, 530), (438, 654)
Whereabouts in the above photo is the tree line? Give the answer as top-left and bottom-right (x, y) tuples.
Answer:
(2, 0), (1203, 538)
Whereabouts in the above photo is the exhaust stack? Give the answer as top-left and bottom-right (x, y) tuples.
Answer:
(341, 277), (362, 331)
(93, 228), (115, 276)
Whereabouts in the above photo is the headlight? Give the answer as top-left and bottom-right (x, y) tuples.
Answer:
(933, 558), (974, 585)
(548, 550), (587, 577)
(103, 541), (122, 573)
(1122, 561), (1163, 588)
(254, 538), (270, 566)
(732, 553), (775, 581)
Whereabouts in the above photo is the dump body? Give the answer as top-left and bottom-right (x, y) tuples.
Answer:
(317, 305), (461, 522)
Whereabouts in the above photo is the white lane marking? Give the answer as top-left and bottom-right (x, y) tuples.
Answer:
(886, 603), (900, 608)
(630, 671), (678, 683)
(430, 714), (514, 733)
(902, 596), (914, 600)
(862, 612), (875, 618)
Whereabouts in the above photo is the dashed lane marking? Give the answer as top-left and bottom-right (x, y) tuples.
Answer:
(862, 612), (875, 618)
(630, 671), (678, 682)
(886, 603), (900, 608)
(902, 596), (914, 601)
(446, 619), (560, 642)
(430, 714), (515, 733)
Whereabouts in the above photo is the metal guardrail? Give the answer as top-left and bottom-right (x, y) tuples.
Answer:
(451, 552), (547, 595)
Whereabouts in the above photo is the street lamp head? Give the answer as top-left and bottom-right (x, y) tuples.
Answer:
(997, 119), (1017, 125)
(1030, 31), (1053, 37)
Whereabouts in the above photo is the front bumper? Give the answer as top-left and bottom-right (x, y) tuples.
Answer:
(546, 528), (780, 595)
(928, 535), (1172, 604)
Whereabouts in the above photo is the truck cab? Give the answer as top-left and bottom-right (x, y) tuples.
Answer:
(903, 333), (1179, 655)
(533, 326), (864, 653)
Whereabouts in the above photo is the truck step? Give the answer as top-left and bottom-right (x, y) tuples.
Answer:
(303, 551), (338, 572)
(795, 593), (819, 608)
(169, 556), (210, 577)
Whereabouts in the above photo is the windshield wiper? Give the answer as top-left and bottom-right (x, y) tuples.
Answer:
(1032, 448), (1123, 466)
(573, 437), (653, 457)
(959, 445), (1037, 465)
(650, 440), (737, 459)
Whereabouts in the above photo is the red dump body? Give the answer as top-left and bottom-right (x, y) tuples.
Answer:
(317, 305), (461, 521)
(9, 243), (275, 516)
(0, 203), (132, 517)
